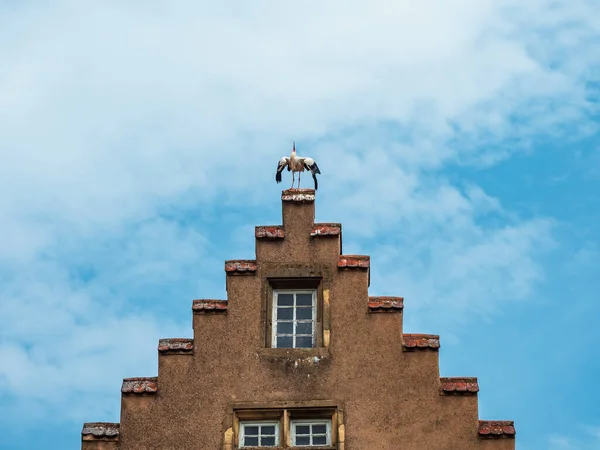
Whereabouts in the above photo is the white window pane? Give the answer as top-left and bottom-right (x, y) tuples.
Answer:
(296, 293), (313, 306)
(241, 422), (279, 447)
(277, 322), (293, 334)
(291, 420), (331, 447)
(244, 436), (258, 446)
(296, 435), (310, 445)
(296, 307), (312, 320)
(296, 322), (312, 335)
(277, 293), (294, 306)
(245, 426), (258, 435)
(296, 425), (310, 434)
(313, 435), (327, 445)
(295, 336), (313, 348)
(312, 424), (326, 434)
(277, 336), (293, 347)
(277, 307), (293, 320)
(262, 425), (275, 435)
(272, 290), (316, 349)
(262, 436), (275, 445)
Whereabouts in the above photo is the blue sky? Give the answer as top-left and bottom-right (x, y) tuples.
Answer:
(1, 1), (599, 449)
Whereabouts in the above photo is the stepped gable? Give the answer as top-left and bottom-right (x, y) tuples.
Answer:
(310, 222), (341, 237)
(403, 333), (441, 350)
(192, 299), (228, 313)
(281, 189), (315, 202)
(255, 225), (285, 240)
(121, 377), (158, 394)
(368, 296), (404, 312)
(224, 260), (257, 274)
(338, 254), (370, 268)
(82, 423), (119, 441)
(81, 188), (515, 449)
(440, 377), (479, 395)
(158, 338), (194, 353)
(479, 421), (516, 438)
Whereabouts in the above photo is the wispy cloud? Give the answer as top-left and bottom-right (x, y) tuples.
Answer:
(549, 425), (600, 450)
(1, 1), (599, 448)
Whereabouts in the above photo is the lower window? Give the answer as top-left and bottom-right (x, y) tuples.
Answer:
(240, 421), (279, 447)
(291, 419), (332, 446)
(235, 405), (338, 448)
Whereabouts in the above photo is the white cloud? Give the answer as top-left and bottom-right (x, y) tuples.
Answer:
(549, 426), (600, 450)
(0, 0), (599, 436)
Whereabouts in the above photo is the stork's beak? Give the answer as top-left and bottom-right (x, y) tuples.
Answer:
(293, 141), (296, 152)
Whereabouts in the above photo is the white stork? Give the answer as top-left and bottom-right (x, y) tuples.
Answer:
(275, 142), (321, 190)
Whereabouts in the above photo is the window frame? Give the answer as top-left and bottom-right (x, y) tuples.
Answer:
(271, 289), (317, 349)
(264, 278), (324, 349)
(239, 420), (280, 448)
(290, 419), (332, 447)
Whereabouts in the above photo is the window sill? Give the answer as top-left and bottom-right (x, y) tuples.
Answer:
(257, 347), (330, 361)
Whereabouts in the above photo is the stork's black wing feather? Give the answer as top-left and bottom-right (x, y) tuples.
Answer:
(304, 160), (321, 190)
(275, 158), (288, 184)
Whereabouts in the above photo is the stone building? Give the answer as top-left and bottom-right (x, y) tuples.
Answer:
(81, 189), (516, 449)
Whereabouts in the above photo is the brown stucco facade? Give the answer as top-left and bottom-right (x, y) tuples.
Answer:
(82, 189), (516, 450)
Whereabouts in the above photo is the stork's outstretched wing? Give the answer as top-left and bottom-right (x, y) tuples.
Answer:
(275, 157), (289, 184)
(301, 157), (321, 190)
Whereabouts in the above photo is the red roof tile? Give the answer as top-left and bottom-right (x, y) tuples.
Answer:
(192, 299), (228, 313)
(281, 189), (315, 203)
(368, 296), (404, 312)
(255, 225), (284, 240)
(158, 338), (194, 353)
(478, 421), (516, 438)
(121, 377), (158, 394)
(225, 260), (257, 274)
(403, 334), (440, 350)
(81, 422), (119, 440)
(338, 255), (370, 269)
(311, 223), (341, 237)
(440, 377), (479, 394)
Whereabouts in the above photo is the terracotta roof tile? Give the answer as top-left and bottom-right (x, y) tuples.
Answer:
(478, 421), (516, 438)
(225, 260), (257, 274)
(121, 377), (158, 394)
(338, 255), (370, 269)
(81, 422), (120, 440)
(311, 223), (341, 237)
(192, 299), (228, 313)
(255, 225), (284, 240)
(403, 333), (440, 350)
(158, 338), (194, 353)
(440, 377), (479, 394)
(281, 189), (315, 203)
(368, 296), (404, 312)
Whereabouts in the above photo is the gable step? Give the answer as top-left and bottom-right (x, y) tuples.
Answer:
(338, 255), (370, 269)
(121, 377), (158, 395)
(192, 299), (228, 314)
(368, 296), (404, 313)
(403, 334), (440, 351)
(158, 338), (194, 354)
(478, 421), (516, 439)
(440, 377), (479, 395)
(311, 223), (341, 237)
(225, 260), (257, 275)
(281, 189), (315, 203)
(82, 422), (119, 441)
(255, 225), (284, 240)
